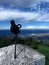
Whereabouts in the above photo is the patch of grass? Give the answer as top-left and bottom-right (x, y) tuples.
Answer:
(0, 36), (14, 48)
(37, 46), (49, 65)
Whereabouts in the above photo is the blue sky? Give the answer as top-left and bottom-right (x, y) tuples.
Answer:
(0, 0), (49, 29)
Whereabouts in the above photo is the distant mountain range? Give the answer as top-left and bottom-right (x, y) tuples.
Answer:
(0, 29), (49, 36)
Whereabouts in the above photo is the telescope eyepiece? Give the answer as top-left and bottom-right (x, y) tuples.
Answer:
(17, 24), (22, 28)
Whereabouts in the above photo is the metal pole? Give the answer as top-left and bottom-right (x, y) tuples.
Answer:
(11, 34), (18, 59)
(14, 43), (17, 59)
(14, 34), (18, 59)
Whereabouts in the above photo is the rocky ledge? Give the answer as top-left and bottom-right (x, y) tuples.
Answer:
(0, 44), (45, 65)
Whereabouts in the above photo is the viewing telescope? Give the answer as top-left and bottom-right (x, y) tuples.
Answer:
(10, 20), (22, 35)
(10, 20), (22, 59)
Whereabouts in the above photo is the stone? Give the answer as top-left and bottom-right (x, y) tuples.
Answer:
(0, 44), (45, 65)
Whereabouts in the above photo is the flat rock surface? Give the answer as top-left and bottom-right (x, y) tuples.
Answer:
(0, 44), (45, 65)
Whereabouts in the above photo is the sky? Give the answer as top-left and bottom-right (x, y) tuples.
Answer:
(0, 0), (49, 29)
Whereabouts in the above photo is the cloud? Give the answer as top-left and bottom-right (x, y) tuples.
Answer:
(40, 0), (49, 2)
(36, 13), (49, 21)
(0, 6), (4, 10)
(0, 0), (39, 8)
(24, 26), (49, 29)
(0, 9), (40, 21)
(25, 26), (36, 29)
(0, 0), (49, 8)
(0, 8), (49, 21)
(39, 26), (49, 29)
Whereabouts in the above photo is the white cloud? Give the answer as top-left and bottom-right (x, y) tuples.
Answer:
(25, 26), (36, 29)
(24, 26), (49, 29)
(36, 13), (49, 21)
(39, 26), (49, 29)
(0, 8), (49, 21)
(0, 9), (40, 21)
